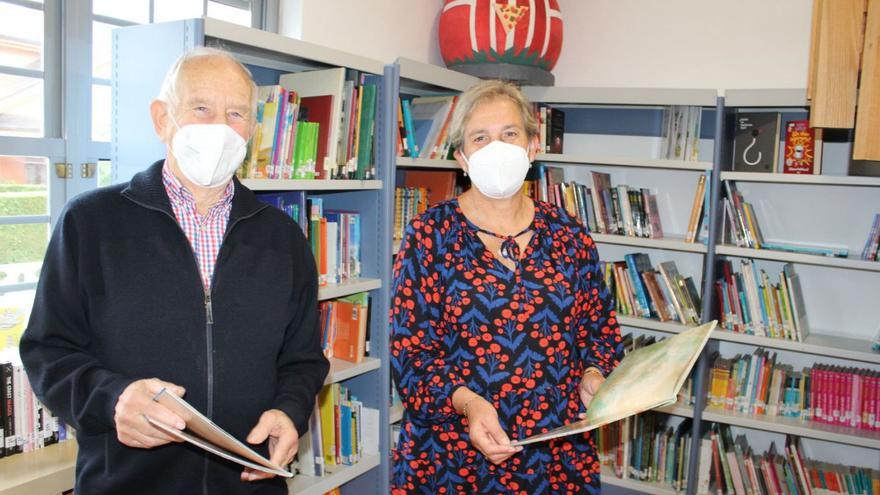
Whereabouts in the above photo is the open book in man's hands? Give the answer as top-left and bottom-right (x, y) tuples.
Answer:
(145, 389), (293, 478)
(511, 320), (717, 447)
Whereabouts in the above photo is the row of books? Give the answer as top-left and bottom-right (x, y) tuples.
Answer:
(733, 115), (823, 175)
(393, 187), (428, 241)
(319, 292), (369, 364)
(297, 383), (378, 477)
(392, 169), (458, 240)
(715, 260), (809, 342)
(534, 105), (565, 154)
(0, 351), (71, 458)
(707, 349), (880, 431)
(601, 254), (702, 325)
(597, 412), (693, 490)
(397, 95), (457, 160)
(256, 193), (362, 286)
(239, 68), (379, 181)
(861, 213), (880, 261)
(722, 181), (848, 257)
(661, 106), (703, 161)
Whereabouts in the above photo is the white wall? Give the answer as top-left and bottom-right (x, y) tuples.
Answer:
(280, 0), (813, 93)
(279, 0), (444, 66)
(553, 0), (814, 92)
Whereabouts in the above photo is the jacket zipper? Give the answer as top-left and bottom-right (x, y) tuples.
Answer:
(123, 193), (267, 493)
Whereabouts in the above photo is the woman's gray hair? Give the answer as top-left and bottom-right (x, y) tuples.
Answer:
(448, 79), (539, 151)
(156, 46), (258, 120)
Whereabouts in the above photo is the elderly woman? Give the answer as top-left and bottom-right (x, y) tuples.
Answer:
(390, 80), (624, 495)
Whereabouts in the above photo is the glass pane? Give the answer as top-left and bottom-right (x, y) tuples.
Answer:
(92, 21), (115, 79)
(0, 3), (43, 70)
(154, 0), (204, 23)
(0, 74), (43, 137)
(93, 0), (149, 23)
(0, 155), (49, 216)
(92, 84), (111, 142)
(0, 155), (50, 310)
(207, 1), (251, 26)
(97, 159), (112, 187)
(0, 290), (35, 350)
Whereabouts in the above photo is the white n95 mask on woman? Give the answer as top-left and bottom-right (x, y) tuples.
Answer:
(464, 140), (531, 199)
(170, 123), (247, 188)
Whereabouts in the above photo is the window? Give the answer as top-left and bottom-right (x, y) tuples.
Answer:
(0, 0), (269, 347)
(0, 2), (44, 138)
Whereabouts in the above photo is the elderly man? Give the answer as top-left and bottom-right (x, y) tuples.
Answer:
(20, 47), (329, 494)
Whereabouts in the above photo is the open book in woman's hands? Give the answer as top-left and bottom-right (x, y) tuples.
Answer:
(510, 320), (717, 447)
(145, 389), (293, 478)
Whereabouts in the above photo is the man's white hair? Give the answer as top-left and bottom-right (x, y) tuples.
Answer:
(156, 46), (258, 120)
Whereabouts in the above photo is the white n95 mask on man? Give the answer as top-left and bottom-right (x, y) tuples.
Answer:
(464, 140), (531, 199)
(170, 123), (247, 188)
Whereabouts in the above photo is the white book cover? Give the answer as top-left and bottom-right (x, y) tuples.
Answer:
(279, 67), (346, 178)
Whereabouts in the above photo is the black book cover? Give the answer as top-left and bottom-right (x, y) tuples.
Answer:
(548, 108), (565, 154)
(733, 112), (780, 173)
(2, 362), (16, 455)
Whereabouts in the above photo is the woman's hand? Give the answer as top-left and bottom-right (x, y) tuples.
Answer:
(463, 396), (522, 465)
(578, 368), (605, 411)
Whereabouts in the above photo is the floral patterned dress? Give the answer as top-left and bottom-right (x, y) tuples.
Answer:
(390, 198), (624, 495)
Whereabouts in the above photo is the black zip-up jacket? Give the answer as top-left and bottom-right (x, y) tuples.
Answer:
(20, 161), (329, 494)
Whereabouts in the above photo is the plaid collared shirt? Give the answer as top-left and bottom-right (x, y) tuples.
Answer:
(162, 164), (234, 291)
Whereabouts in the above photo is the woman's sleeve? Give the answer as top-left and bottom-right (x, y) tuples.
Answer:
(389, 217), (465, 425)
(576, 235), (625, 377)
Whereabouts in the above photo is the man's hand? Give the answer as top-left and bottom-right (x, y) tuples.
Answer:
(463, 396), (522, 465)
(241, 409), (298, 482)
(114, 378), (187, 449)
(578, 368), (605, 413)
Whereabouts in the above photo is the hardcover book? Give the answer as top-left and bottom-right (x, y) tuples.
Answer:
(733, 113), (781, 173)
(146, 390), (293, 478)
(511, 321), (716, 446)
(782, 119), (821, 175)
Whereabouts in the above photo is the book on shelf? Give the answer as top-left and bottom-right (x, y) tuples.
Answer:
(402, 95), (457, 160)
(318, 292), (370, 363)
(238, 68), (378, 181)
(721, 181), (849, 258)
(715, 259), (809, 342)
(597, 331), (696, 490)
(733, 112), (781, 173)
(402, 169), (457, 208)
(546, 106), (565, 154)
(511, 321), (716, 446)
(146, 389), (292, 478)
(255, 193), (361, 286)
(603, 254), (701, 325)
(783, 119), (823, 175)
(308, 383), (379, 471)
(861, 213), (880, 261)
(686, 172), (709, 243)
(699, 425), (879, 495)
(597, 412), (693, 490)
(523, 165), (666, 239)
(0, 348), (70, 459)
(706, 349), (880, 431)
(661, 106), (702, 161)
(531, 105), (565, 154)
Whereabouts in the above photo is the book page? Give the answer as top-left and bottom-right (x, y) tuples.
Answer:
(511, 320), (716, 446)
(147, 390), (293, 478)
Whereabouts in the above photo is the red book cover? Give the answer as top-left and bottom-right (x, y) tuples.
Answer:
(331, 300), (361, 363)
(299, 95), (333, 179)
(814, 365), (824, 424)
(782, 120), (817, 174)
(867, 372), (878, 430)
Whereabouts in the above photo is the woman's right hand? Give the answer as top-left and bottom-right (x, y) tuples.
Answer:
(464, 396), (523, 465)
